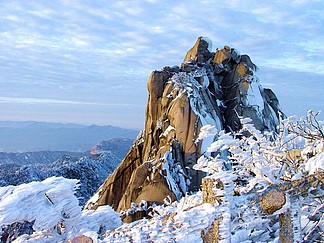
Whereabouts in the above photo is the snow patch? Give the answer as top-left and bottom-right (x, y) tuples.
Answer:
(171, 71), (223, 132)
(305, 152), (324, 174)
(0, 177), (81, 231)
(160, 151), (188, 200)
(202, 36), (213, 52)
(246, 77), (265, 113)
(104, 193), (216, 242)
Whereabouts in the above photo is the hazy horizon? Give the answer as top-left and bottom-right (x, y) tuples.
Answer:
(0, 119), (140, 129)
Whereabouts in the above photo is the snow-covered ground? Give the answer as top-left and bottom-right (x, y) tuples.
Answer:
(0, 177), (217, 242)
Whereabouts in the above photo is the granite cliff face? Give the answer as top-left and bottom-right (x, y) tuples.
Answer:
(85, 37), (284, 218)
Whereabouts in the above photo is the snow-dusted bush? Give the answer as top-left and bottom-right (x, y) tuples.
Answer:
(194, 111), (324, 242)
(104, 192), (217, 242)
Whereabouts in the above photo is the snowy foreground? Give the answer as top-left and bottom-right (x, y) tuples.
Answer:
(0, 112), (323, 242)
(0, 177), (122, 242)
(0, 177), (217, 242)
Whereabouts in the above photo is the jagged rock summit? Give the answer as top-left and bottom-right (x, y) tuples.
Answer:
(85, 37), (284, 219)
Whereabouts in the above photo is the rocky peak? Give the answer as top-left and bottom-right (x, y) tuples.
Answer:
(184, 37), (213, 63)
(85, 37), (284, 221)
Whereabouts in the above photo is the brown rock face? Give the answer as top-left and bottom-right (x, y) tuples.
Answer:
(86, 69), (203, 212)
(85, 37), (284, 217)
(184, 37), (212, 63)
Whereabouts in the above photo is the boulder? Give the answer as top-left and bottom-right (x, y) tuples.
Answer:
(260, 189), (286, 214)
(67, 235), (93, 243)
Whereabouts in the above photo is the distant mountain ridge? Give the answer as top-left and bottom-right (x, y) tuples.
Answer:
(0, 121), (138, 152)
(0, 138), (134, 206)
(0, 151), (88, 165)
(0, 121), (86, 129)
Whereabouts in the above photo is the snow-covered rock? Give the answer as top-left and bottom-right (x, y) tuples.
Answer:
(87, 37), (284, 219)
(0, 177), (122, 242)
(0, 177), (81, 233)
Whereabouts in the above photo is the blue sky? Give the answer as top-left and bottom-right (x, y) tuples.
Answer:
(0, 0), (323, 129)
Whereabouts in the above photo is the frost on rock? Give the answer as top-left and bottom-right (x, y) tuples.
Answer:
(171, 70), (223, 132)
(201, 36), (213, 52)
(0, 177), (81, 232)
(84, 187), (103, 210)
(0, 177), (122, 242)
(196, 124), (218, 142)
(246, 77), (264, 114)
(161, 125), (175, 138)
(160, 150), (188, 200)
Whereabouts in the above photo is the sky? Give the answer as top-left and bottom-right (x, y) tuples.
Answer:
(0, 0), (323, 129)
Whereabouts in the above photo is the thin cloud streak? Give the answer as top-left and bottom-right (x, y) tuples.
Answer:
(0, 97), (142, 107)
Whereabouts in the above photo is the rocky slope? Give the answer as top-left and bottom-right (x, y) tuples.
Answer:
(86, 37), (284, 219)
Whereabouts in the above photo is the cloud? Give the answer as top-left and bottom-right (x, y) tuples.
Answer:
(0, 0), (323, 127)
(0, 97), (143, 107)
